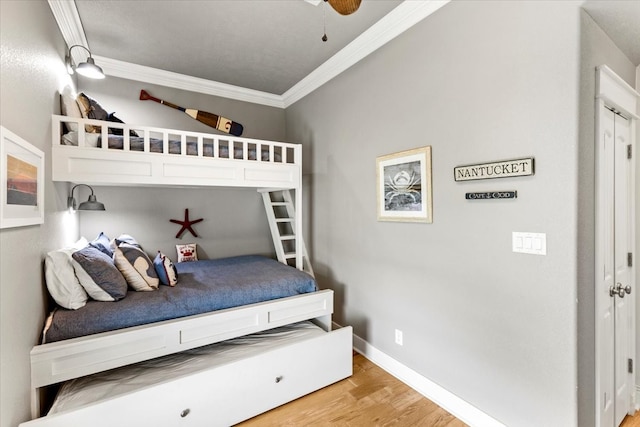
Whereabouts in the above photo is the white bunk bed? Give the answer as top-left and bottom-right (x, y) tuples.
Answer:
(21, 115), (352, 426)
(50, 115), (302, 189)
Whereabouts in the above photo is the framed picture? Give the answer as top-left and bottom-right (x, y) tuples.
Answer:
(376, 146), (432, 223)
(1, 126), (45, 229)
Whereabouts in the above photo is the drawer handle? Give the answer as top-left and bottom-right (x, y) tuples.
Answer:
(275, 375), (284, 383)
(180, 408), (190, 418)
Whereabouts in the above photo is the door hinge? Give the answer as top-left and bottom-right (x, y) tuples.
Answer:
(629, 252), (633, 268)
(628, 144), (632, 159)
(629, 358), (633, 374)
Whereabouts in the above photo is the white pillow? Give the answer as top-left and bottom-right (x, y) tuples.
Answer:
(72, 236), (89, 250)
(44, 249), (88, 310)
(60, 86), (82, 132)
(176, 243), (198, 262)
(60, 131), (100, 148)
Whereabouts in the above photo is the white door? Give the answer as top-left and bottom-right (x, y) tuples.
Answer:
(599, 107), (634, 427)
(613, 111), (633, 426)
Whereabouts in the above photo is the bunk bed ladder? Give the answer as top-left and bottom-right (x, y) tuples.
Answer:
(260, 189), (314, 277)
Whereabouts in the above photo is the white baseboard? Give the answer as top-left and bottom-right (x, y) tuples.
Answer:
(351, 332), (506, 427)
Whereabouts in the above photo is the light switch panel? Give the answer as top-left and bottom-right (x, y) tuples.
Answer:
(512, 232), (546, 255)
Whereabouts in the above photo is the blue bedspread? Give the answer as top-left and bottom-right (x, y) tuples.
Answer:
(43, 255), (316, 343)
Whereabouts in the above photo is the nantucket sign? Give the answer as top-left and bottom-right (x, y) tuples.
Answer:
(454, 157), (534, 182)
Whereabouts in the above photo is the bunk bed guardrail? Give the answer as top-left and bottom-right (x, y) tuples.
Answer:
(51, 115), (302, 189)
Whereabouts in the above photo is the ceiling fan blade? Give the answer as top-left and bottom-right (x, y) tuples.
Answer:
(328, 0), (361, 15)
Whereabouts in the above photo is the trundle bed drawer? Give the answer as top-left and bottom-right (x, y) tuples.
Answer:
(21, 326), (353, 427)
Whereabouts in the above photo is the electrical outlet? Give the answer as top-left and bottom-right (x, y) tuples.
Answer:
(395, 329), (403, 346)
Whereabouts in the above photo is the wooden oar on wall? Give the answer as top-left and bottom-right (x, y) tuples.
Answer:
(139, 90), (244, 137)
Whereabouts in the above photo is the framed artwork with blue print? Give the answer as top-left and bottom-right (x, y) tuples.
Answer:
(376, 146), (432, 223)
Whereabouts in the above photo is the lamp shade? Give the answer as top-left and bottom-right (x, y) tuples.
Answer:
(78, 194), (105, 211)
(75, 57), (105, 79)
(67, 45), (105, 79)
(68, 184), (106, 212)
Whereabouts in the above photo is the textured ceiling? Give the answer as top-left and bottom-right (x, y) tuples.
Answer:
(73, 0), (639, 99)
(582, 0), (640, 66)
(75, 0), (403, 95)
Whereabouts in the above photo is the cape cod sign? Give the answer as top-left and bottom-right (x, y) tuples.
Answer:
(465, 191), (517, 200)
(454, 158), (534, 182)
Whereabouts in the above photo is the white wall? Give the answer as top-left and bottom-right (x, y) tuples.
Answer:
(0, 1), (78, 425)
(286, 2), (588, 426)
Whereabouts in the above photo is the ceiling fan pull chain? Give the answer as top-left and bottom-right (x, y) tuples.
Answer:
(322, 0), (328, 42)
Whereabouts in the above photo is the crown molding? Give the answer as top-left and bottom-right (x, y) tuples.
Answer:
(48, 0), (86, 47)
(94, 56), (286, 108)
(48, 0), (89, 65)
(49, 0), (449, 109)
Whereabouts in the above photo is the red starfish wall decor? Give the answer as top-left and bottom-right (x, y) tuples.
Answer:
(170, 208), (203, 238)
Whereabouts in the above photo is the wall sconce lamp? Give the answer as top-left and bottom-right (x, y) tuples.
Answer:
(65, 45), (105, 79)
(68, 184), (106, 211)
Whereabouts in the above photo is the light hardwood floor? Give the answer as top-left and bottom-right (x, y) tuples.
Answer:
(622, 411), (640, 427)
(237, 353), (467, 426)
(238, 352), (640, 426)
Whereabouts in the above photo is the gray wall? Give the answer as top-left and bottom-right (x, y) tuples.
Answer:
(77, 186), (275, 261)
(1, 1), (637, 426)
(286, 2), (593, 426)
(0, 1), (78, 426)
(78, 77), (287, 142)
(76, 75), (287, 263)
(577, 10), (637, 427)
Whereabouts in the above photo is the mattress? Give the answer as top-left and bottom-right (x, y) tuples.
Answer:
(43, 255), (317, 343)
(48, 321), (324, 415)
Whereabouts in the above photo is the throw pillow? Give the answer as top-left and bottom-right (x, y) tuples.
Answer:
(89, 232), (113, 258)
(176, 243), (198, 262)
(44, 248), (88, 310)
(110, 234), (141, 251)
(72, 246), (128, 301)
(154, 252), (178, 286)
(114, 244), (159, 291)
(77, 92), (109, 133)
(60, 86), (82, 132)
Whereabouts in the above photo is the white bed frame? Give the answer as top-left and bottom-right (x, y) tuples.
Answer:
(51, 115), (302, 189)
(21, 116), (353, 426)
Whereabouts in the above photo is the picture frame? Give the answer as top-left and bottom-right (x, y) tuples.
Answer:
(1, 126), (45, 229)
(376, 146), (432, 223)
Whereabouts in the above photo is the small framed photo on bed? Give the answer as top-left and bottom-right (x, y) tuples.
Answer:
(1, 126), (44, 229)
(376, 146), (432, 223)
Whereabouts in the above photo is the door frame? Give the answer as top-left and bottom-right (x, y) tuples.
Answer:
(595, 65), (639, 426)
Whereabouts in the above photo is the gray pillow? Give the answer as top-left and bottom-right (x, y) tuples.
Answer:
(72, 246), (128, 301)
